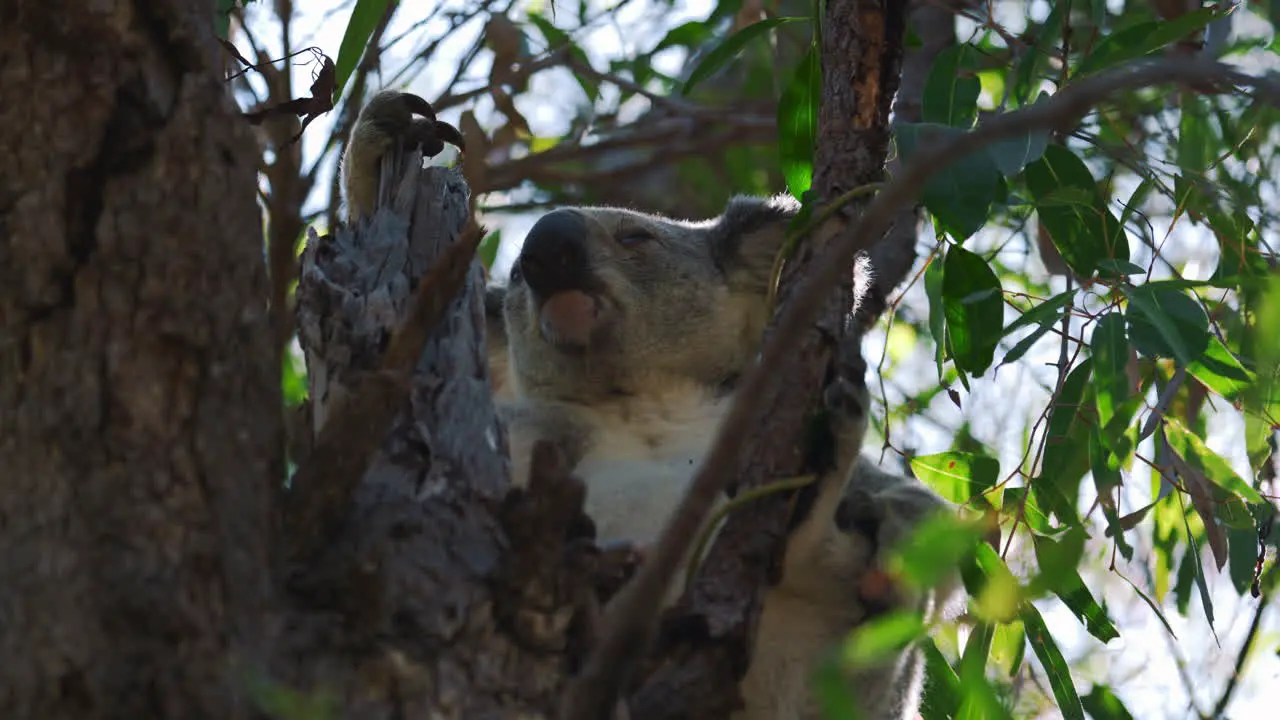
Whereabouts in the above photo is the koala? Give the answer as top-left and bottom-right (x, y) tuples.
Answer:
(341, 90), (960, 720)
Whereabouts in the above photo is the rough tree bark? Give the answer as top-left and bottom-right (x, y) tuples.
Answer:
(0, 2), (278, 717)
(282, 157), (599, 717)
(1, 0), (953, 718)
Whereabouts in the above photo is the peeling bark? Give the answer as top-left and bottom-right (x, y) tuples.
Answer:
(283, 159), (605, 717)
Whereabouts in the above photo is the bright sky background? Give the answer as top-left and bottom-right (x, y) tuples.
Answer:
(239, 1), (1279, 716)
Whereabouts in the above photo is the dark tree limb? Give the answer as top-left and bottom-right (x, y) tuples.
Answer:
(563, 4), (914, 718)
(855, 0), (961, 329)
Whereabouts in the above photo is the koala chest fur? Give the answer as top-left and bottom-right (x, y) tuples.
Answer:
(568, 383), (727, 542)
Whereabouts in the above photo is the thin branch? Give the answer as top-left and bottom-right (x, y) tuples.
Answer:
(1207, 576), (1271, 718)
(568, 55), (1280, 717)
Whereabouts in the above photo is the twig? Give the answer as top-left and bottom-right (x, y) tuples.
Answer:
(1207, 580), (1270, 718)
(1139, 365), (1188, 441)
(567, 56), (1280, 718)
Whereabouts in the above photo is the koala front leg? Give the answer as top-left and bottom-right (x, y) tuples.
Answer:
(340, 90), (464, 223)
(737, 336), (958, 720)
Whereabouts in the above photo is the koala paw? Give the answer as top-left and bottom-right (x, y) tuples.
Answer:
(834, 486), (881, 545)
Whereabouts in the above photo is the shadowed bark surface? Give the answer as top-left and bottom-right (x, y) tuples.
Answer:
(0, 2), (278, 717)
(0, 1), (930, 718)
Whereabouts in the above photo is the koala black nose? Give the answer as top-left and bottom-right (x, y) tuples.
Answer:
(517, 209), (589, 297)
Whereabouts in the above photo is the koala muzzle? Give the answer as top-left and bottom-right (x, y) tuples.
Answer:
(517, 209), (603, 348)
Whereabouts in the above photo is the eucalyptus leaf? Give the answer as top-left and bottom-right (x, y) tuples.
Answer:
(922, 44), (981, 128)
(1025, 145), (1129, 278)
(334, 0), (391, 98)
(681, 17), (804, 95)
(941, 246), (1005, 375)
(777, 45), (821, 198)
(1022, 604), (1085, 720)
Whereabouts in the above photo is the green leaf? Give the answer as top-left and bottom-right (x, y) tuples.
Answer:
(1090, 312), (1129, 430)
(680, 17), (804, 95)
(1075, 8), (1225, 78)
(910, 452), (1000, 506)
(1025, 145), (1129, 277)
(1033, 359), (1093, 524)
(215, 0), (242, 40)
(1187, 336), (1255, 400)
(478, 229), (502, 271)
(651, 20), (714, 53)
(919, 639), (962, 719)
(282, 348), (309, 408)
(1208, 211), (1269, 286)
(1163, 418), (1265, 504)
(956, 677), (1014, 720)
(1177, 494), (1216, 632)
(842, 610), (926, 668)
(896, 123), (1006, 240)
(1118, 177), (1155, 229)
(1081, 685), (1136, 720)
(813, 649), (861, 720)
(777, 45), (821, 198)
(334, 0), (391, 98)
(1012, 8), (1061, 106)
(963, 544), (1024, 623)
(1096, 259), (1146, 277)
(922, 44), (981, 128)
(987, 93), (1051, 175)
(1178, 94), (1218, 174)
(1000, 291), (1073, 367)
(991, 620), (1027, 676)
(958, 621), (994, 684)
(1033, 532), (1121, 643)
(1124, 285), (1211, 365)
(941, 246), (1005, 375)
(1000, 487), (1060, 536)
(1228, 523), (1261, 595)
(1022, 603), (1085, 720)
(925, 255), (947, 379)
(988, 127), (1052, 177)
(891, 514), (986, 591)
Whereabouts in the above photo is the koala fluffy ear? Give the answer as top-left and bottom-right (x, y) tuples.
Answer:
(709, 194), (801, 292)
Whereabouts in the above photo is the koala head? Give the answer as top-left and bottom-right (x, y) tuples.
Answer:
(497, 196), (799, 401)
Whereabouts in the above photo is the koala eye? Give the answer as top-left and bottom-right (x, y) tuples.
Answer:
(617, 228), (655, 247)
(509, 263), (524, 284)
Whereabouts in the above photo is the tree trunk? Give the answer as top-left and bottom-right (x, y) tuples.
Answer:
(0, 3), (278, 718)
(2, 1), (931, 718)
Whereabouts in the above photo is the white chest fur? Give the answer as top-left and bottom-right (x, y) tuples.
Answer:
(573, 384), (728, 544)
